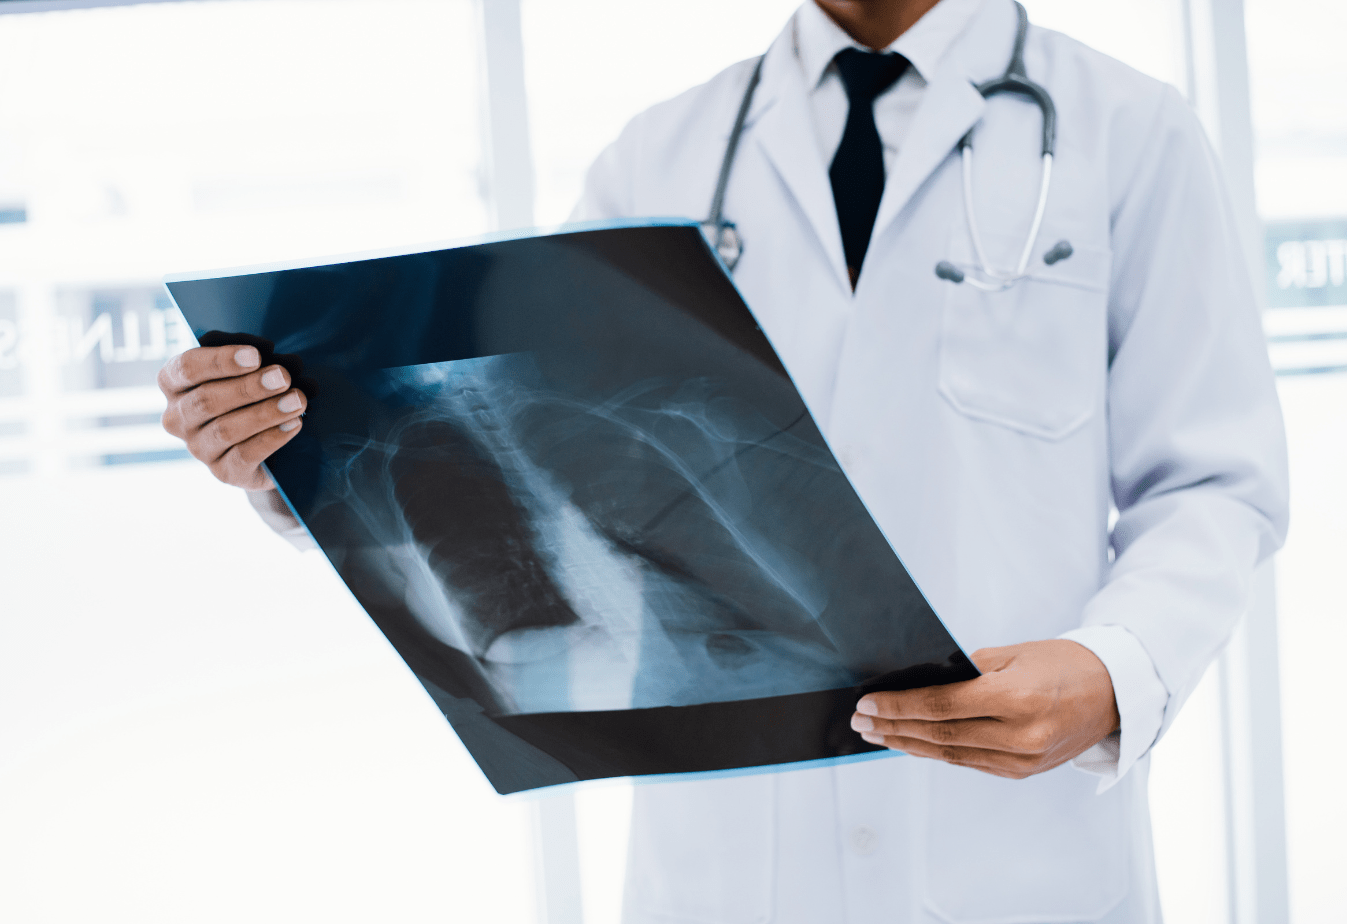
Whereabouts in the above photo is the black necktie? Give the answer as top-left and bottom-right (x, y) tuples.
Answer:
(830, 48), (909, 287)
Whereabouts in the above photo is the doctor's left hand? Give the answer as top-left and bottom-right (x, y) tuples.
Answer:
(850, 640), (1120, 779)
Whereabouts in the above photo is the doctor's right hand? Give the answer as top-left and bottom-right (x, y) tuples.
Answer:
(158, 344), (307, 491)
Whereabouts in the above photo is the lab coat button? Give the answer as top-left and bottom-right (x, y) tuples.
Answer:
(849, 825), (879, 855)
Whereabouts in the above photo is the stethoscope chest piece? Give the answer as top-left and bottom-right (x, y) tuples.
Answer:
(703, 220), (744, 272)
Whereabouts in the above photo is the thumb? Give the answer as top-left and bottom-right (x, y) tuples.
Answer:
(969, 645), (1016, 674)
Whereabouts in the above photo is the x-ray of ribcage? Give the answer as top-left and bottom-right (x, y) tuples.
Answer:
(166, 223), (977, 793)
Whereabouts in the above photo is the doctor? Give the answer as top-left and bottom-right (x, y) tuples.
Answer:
(157, 0), (1288, 919)
(569, 0), (1286, 920)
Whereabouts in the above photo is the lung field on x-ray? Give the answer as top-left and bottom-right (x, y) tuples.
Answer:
(313, 352), (872, 716)
(390, 414), (582, 653)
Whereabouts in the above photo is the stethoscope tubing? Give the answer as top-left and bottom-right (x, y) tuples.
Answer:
(703, 57), (764, 271)
(957, 147), (1054, 292)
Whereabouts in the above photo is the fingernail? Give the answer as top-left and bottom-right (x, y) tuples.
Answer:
(279, 419), (300, 433)
(235, 346), (260, 368)
(278, 393), (302, 413)
(857, 698), (878, 716)
(861, 733), (884, 745)
(261, 368), (286, 390)
(851, 714), (874, 732)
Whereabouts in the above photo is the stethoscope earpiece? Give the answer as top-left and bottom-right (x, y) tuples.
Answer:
(936, 241), (1073, 289)
(1043, 240), (1073, 265)
(935, 261), (966, 284)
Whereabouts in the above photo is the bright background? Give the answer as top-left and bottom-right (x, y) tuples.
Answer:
(0, 1), (1342, 922)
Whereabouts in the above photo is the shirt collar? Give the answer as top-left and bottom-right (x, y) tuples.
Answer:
(794, 0), (985, 89)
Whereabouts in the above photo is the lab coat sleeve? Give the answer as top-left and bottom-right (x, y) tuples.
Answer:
(569, 58), (752, 226)
(247, 488), (316, 551)
(1068, 84), (1289, 787)
(569, 112), (644, 223)
(1060, 624), (1168, 786)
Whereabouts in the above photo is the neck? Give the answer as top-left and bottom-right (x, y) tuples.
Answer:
(812, 0), (942, 50)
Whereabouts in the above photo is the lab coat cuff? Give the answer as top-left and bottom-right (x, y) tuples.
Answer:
(1058, 625), (1168, 793)
(247, 488), (317, 551)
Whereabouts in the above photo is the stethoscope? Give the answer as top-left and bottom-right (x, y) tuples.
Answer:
(703, 1), (1073, 289)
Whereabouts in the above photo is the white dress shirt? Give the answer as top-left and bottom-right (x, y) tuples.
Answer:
(795, 0), (981, 171)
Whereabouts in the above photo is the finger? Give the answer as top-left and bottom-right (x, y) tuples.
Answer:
(157, 344), (262, 395)
(861, 733), (1049, 779)
(857, 674), (1009, 722)
(173, 365), (293, 433)
(210, 418), (303, 490)
(191, 388), (306, 464)
(851, 714), (1052, 756)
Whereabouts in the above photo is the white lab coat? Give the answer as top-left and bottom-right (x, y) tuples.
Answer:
(571, 1), (1289, 922)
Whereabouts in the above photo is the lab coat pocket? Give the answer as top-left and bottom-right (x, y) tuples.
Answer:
(622, 774), (775, 924)
(923, 764), (1129, 924)
(938, 232), (1110, 440)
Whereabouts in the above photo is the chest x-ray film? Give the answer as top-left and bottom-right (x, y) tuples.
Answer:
(166, 222), (977, 794)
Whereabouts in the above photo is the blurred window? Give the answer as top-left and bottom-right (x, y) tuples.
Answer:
(520, 0), (802, 225)
(0, 3), (538, 922)
(1246, 2), (1347, 922)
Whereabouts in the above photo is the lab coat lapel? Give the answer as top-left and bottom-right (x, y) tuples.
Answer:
(870, 0), (1016, 241)
(750, 33), (850, 292)
(869, 76), (983, 240)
